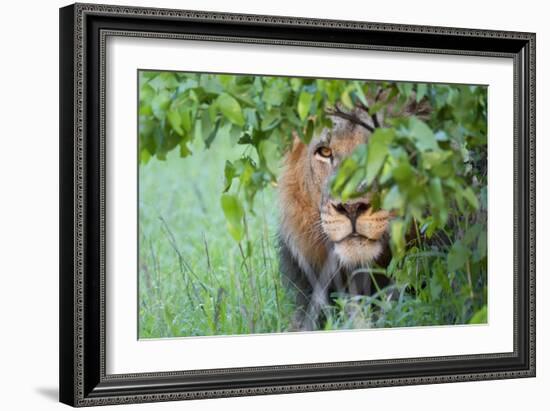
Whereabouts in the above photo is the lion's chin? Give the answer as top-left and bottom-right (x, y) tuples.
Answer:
(333, 236), (383, 269)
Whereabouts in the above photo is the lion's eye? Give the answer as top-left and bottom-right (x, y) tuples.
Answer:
(316, 146), (332, 159)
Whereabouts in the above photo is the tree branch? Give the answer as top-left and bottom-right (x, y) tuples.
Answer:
(326, 105), (375, 133)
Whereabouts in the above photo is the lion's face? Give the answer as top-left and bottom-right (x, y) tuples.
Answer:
(304, 124), (391, 268)
(279, 95), (428, 308)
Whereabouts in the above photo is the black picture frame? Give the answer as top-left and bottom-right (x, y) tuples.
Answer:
(59, 3), (536, 407)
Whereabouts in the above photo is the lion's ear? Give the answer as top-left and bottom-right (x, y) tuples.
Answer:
(290, 131), (305, 152)
(285, 131), (307, 162)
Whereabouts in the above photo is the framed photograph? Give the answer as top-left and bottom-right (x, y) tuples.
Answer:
(59, 3), (536, 407)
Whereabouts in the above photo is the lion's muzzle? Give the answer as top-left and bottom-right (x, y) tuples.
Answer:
(320, 197), (391, 267)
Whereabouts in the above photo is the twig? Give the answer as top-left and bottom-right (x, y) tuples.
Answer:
(326, 106), (374, 133)
(375, 87), (384, 102)
(356, 101), (380, 129)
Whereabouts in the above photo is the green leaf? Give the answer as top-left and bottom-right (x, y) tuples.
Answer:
(180, 108), (192, 132)
(177, 78), (198, 94)
(477, 230), (487, 260)
(390, 218), (406, 256)
(469, 306), (488, 324)
(220, 194), (244, 242)
(369, 101), (385, 115)
(140, 149), (151, 164)
(179, 142), (192, 157)
(428, 177), (447, 225)
(208, 103), (218, 122)
(148, 72), (179, 91)
(151, 90), (171, 120)
(167, 109), (184, 136)
(204, 119), (221, 149)
(421, 150), (453, 171)
(341, 168), (365, 202)
(223, 161), (236, 192)
(139, 104), (153, 116)
(259, 139), (279, 175)
(340, 89), (353, 109)
(408, 117), (438, 151)
(463, 224), (483, 245)
(200, 74), (223, 94)
(263, 84), (284, 106)
(139, 83), (155, 103)
(353, 81), (368, 106)
(298, 91), (313, 121)
(243, 108), (258, 129)
(290, 78), (302, 92)
(365, 128), (395, 185)
(430, 275), (443, 300)
(447, 240), (471, 272)
(217, 93), (245, 126)
(398, 82), (414, 98)
(382, 185), (404, 211)
(139, 117), (155, 140)
(330, 157), (359, 196)
(260, 111), (281, 131)
(462, 187), (480, 210)
(416, 83), (427, 102)
(392, 161), (414, 184)
(428, 177), (444, 208)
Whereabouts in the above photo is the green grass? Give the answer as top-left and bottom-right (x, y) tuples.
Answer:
(139, 136), (296, 338)
(139, 136), (487, 339)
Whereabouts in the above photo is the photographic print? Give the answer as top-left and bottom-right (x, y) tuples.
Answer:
(138, 71), (488, 338)
(60, 4), (535, 405)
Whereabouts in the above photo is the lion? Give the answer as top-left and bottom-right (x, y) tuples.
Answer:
(277, 93), (430, 330)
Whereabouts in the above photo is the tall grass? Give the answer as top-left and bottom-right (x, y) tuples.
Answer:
(139, 135), (296, 338)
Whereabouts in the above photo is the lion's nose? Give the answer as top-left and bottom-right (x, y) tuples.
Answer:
(331, 201), (370, 222)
